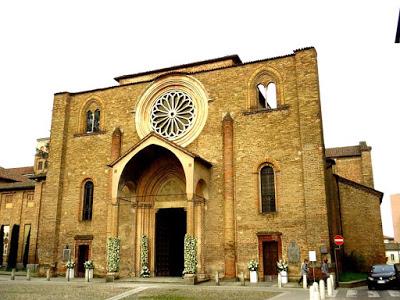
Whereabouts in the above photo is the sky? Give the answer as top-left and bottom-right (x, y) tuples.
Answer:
(0, 1), (399, 236)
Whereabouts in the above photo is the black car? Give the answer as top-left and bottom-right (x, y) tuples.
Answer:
(368, 264), (399, 290)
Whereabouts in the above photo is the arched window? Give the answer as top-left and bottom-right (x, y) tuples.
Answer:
(82, 181), (94, 220)
(93, 109), (100, 132)
(86, 109), (101, 133)
(257, 82), (277, 110)
(86, 110), (94, 133)
(260, 165), (276, 213)
(257, 84), (267, 108)
(266, 82), (277, 109)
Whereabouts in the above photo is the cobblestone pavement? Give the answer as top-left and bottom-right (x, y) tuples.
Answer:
(13, 275), (399, 300)
(0, 275), (307, 300)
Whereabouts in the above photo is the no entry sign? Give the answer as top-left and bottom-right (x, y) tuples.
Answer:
(334, 235), (344, 246)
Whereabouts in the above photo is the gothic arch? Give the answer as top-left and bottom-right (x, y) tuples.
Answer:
(78, 96), (105, 133)
(247, 66), (284, 110)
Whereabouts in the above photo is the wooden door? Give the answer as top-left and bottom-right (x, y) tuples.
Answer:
(77, 245), (89, 277)
(263, 241), (278, 276)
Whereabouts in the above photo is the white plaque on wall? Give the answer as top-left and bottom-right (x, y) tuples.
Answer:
(309, 250), (316, 262)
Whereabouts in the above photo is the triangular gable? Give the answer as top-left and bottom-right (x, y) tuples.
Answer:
(108, 132), (211, 168)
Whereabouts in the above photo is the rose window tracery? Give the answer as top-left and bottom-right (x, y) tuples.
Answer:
(150, 91), (196, 140)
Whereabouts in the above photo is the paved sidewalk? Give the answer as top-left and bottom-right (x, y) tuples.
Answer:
(0, 274), (317, 300)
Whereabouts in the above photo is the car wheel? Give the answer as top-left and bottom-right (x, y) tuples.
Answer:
(368, 285), (373, 290)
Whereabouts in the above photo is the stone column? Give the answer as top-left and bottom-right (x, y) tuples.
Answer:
(187, 193), (194, 236)
(195, 198), (205, 275)
(223, 112), (236, 278)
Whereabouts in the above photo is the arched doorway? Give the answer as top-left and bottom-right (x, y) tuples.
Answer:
(116, 144), (188, 276)
(110, 134), (211, 277)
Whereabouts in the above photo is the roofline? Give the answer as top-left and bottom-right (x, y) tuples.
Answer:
(54, 47), (315, 96)
(114, 55), (243, 82)
(334, 174), (384, 203)
(0, 177), (18, 183)
(0, 182), (35, 191)
(29, 173), (47, 181)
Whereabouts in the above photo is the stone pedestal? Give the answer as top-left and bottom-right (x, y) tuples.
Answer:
(85, 269), (93, 281)
(250, 271), (258, 283)
(66, 268), (74, 280)
(184, 273), (197, 285)
(280, 271), (288, 284)
(105, 272), (115, 282)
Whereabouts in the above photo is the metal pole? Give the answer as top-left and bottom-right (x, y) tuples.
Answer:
(333, 246), (340, 288)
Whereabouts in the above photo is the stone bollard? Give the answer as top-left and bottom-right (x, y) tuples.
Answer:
(239, 272), (245, 286)
(303, 274), (308, 289)
(46, 269), (50, 281)
(327, 276), (333, 296)
(215, 271), (220, 286)
(11, 268), (15, 280)
(277, 273), (282, 288)
(27, 269), (31, 281)
(319, 279), (325, 299)
(329, 274), (335, 289)
(313, 282), (320, 300)
(309, 282), (315, 300)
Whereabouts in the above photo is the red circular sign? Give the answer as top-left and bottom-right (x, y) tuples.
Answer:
(334, 235), (344, 246)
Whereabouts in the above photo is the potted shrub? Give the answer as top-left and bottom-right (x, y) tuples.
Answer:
(183, 234), (197, 283)
(140, 235), (150, 278)
(248, 259), (258, 283)
(65, 260), (75, 279)
(84, 260), (94, 281)
(277, 259), (289, 284)
(106, 237), (120, 281)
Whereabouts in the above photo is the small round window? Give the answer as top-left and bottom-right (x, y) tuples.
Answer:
(150, 90), (196, 140)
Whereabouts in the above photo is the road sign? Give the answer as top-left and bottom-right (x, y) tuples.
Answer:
(334, 235), (344, 246)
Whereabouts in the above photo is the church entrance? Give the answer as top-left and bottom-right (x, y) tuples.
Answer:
(155, 208), (186, 276)
(77, 244), (89, 277)
(263, 241), (278, 276)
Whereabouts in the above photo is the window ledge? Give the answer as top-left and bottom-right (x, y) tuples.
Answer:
(79, 219), (93, 223)
(74, 130), (106, 138)
(260, 211), (278, 217)
(243, 104), (289, 116)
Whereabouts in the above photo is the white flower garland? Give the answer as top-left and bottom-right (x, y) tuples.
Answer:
(183, 234), (197, 275)
(84, 260), (94, 269)
(247, 259), (258, 271)
(107, 237), (120, 273)
(66, 260), (75, 269)
(140, 235), (150, 277)
(276, 259), (288, 272)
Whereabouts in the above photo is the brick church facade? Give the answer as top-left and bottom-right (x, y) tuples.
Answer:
(0, 47), (385, 279)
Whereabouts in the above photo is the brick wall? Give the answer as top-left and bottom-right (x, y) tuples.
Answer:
(337, 178), (385, 270)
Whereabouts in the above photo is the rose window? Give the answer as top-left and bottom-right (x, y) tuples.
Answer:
(150, 91), (196, 140)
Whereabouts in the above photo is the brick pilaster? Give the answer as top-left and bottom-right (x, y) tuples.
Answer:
(223, 112), (236, 278)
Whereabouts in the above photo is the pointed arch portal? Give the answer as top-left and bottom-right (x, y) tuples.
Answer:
(108, 133), (211, 276)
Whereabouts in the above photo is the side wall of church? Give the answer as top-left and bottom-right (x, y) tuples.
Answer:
(338, 180), (385, 270)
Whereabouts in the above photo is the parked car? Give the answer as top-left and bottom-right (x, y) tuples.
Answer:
(368, 264), (399, 290)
